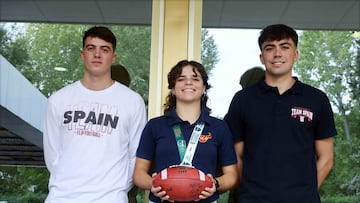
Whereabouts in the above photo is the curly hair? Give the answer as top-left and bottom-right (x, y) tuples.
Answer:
(163, 60), (211, 114)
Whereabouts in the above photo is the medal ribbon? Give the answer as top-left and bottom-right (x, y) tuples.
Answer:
(172, 123), (205, 166)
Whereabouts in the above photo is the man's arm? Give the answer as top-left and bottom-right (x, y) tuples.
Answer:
(216, 164), (238, 192)
(43, 99), (61, 172)
(234, 141), (244, 184)
(315, 137), (334, 188)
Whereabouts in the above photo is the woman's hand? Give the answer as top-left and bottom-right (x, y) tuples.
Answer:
(197, 174), (217, 201)
(151, 173), (174, 202)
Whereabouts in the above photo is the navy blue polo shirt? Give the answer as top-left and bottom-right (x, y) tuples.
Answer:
(136, 108), (237, 203)
(224, 78), (337, 203)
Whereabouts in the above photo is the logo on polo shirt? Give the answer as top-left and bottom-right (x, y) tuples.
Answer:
(199, 133), (213, 143)
(291, 107), (313, 122)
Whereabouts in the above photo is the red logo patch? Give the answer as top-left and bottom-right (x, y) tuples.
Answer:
(199, 132), (212, 143)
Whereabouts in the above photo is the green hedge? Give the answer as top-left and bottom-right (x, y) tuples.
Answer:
(321, 195), (360, 203)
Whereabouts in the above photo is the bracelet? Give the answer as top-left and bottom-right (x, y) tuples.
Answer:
(214, 178), (220, 190)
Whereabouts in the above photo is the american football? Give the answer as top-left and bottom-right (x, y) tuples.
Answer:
(152, 165), (213, 202)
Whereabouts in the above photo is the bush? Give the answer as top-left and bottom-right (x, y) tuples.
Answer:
(0, 192), (46, 203)
(321, 195), (360, 203)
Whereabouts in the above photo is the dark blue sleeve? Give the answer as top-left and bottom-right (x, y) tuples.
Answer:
(136, 120), (155, 161)
(224, 91), (246, 142)
(315, 92), (337, 139)
(218, 121), (237, 166)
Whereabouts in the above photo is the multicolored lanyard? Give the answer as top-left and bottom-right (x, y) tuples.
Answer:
(172, 123), (205, 166)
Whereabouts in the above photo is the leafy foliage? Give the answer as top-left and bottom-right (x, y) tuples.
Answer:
(23, 23), (87, 97)
(201, 29), (220, 76)
(295, 30), (360, 199)
(321, 194), (360, 203)
(0, 23), (30, 71)
(349, 34), (360, 100)
(295, 31), (356, 111)
(0, 166), (49, 200)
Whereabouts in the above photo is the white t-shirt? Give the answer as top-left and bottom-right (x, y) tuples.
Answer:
(43, 81), (147, 203)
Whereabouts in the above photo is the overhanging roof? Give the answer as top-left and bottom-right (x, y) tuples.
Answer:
(0, 0), (359, 30)
(0, 55), (46, 166)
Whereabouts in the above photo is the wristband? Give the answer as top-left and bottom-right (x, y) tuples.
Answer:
(214, 178), (220, 190)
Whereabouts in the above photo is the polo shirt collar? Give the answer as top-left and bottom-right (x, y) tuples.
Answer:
(165, 108), (211, 126)
(258, 76), (303, 95)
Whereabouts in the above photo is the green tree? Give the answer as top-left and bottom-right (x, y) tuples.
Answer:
(23, 23), (87, 97)
(295, 30), (360, 199)
(295, 31), (357, 141)
(0, 23), (30, 70)
(0, 166), (21, 194)
(0, 166), (48, 202)
(201, 29), (220, 75)
(109, 25), (151, 104)
(0, 24), (10, 56)
(349, 33), (360, 99)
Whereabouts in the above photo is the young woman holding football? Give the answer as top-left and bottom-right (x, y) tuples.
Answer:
(133, 60), (238, 203)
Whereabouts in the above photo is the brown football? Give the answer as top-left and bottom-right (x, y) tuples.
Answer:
(152, 166), (213, 202)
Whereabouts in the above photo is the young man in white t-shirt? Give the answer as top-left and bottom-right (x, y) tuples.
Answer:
(43, 26), (147, 203)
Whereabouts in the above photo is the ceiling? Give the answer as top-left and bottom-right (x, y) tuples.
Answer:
(0, 0), (359, 31)
(0, 0), (359, 167)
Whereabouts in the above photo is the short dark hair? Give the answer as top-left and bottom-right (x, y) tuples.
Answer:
(240, 66), (265, 88)
(82, 26), (117, 51)
(258, 24), (298, 50)
(111, 64), (131, 87)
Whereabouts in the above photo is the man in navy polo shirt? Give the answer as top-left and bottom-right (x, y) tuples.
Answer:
(224, 24), (337, 203)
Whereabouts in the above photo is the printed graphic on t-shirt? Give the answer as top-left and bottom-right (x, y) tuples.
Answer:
(62, 102), (119, 137)
(291, 107), (313, 122)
